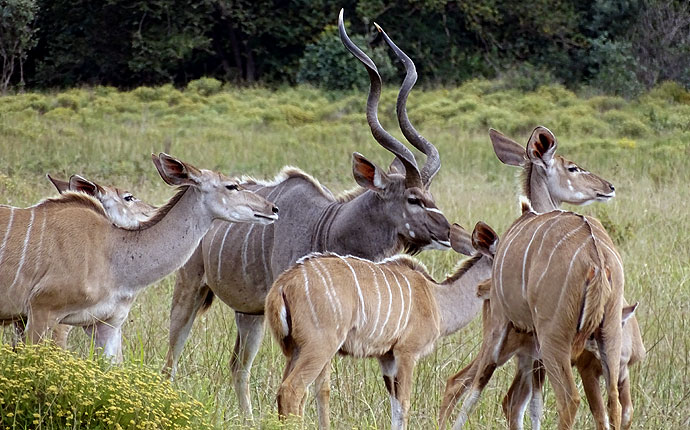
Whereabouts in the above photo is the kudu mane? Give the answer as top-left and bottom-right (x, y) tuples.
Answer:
(37, 191), (107, 217)
(441, 254), (483, 286)
(126, 186), (190, 231)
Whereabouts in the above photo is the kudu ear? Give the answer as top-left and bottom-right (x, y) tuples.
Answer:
(472, 221), (499, 258)
(388, 157), (406, 175)
(69, 175), (104, 197)
(526, 126), (558, 168)
(450, 223), (474, 256)
(489, 128), (526, 167)
(622, 302), (639, 327)
(352, 152), (390, 192)
(476, 279), (491, 299)
(46, 174), (70, 194)
(152, 153), (201, 187)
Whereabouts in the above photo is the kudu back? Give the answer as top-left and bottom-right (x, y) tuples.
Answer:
(162, 10), (452, 416)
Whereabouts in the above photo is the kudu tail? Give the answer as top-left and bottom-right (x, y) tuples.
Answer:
(265, 285), (293, 356)
(573, 264), (611, 356)
(196, 288), (215, 316)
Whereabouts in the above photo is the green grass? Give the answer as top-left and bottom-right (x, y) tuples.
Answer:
(1, 78), (689, 429)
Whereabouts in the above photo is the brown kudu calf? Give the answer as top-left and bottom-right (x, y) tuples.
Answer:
(266, 222), (498, 430)
(447, 128), (627, 429)
(0, 154), (277, 360)
(438, 128), (645, 430)
(162, 10), (452, 416)
(10, 174), (157, 348)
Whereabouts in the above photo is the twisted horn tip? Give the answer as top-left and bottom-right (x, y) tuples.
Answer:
(338, 8), (344, 24)
(374, 22), (383, 32)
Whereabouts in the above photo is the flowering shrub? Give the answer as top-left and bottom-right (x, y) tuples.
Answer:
(0, 343), (212, 430)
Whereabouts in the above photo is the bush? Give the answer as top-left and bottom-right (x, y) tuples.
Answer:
(588, 36), (645, 98)
(296, 25), (396, 91)
(0, 343), (211, 430)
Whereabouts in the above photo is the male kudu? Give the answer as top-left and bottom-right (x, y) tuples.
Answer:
(0, 154), (277, 361)
(266, 222), (498, 430)
(448, 128), (627, 429)
(438, 127), (645, 430)
(162, 10), (452, 415)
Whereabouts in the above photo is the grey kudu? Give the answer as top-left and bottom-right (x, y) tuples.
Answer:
(162, 10), (452, 416)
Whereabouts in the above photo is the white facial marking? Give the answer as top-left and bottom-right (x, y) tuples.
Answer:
(425, 207), (443, 215)
(222, 197), (227, 205)
(409, 230), (416, 238)
(404, 223), (410, 229)
(567, 179), (574, 191)
(402, 213), (407, 219)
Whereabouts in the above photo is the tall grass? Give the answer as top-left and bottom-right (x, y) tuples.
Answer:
(1, 78), (689, 428)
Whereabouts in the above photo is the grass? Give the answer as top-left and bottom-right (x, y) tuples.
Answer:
(1, 78), (689, 429)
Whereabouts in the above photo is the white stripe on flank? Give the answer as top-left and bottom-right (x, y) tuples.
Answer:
(241, 224), (256, 281)
(9, 209), (35, 290)
(376, 265), (393, 340)
(314, 259), (342, 320)
(385, 267), (406, 336)
(206, 224), (222, 266)
(0, 207), (16, 265)
(567, 238), (593, 331)
(497, 215), (543, 304)
(399, 272), (413, 329)
(366, 264), (382, 338)
(535, 223), (587, 290)
(31, 211), (47, 280)
(301, 265), (320, 329)
(216, 224), (233, 281)
(310, 260), (339, 330)
(520, 216), (559, 298)
(337, 256), (367, 326)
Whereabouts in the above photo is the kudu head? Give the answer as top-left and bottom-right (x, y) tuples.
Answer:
(151, 153), (279, 225)
(339, 10), (450, 251)
(449, 221), (499, 276)
(47, 173), (157, 228)
(489, 127), (616, 209)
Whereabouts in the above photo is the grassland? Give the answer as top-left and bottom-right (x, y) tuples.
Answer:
(0, 78), (689, 429)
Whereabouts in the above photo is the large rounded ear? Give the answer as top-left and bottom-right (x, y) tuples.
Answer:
(471, 221), (499, 258)
(622, 302), (639, 327)
(388, 157), (406, 175)
(352, 152), (390, 192)
(152, 153), (201, 186)
(450, 223), (474, 256)
(526, 126), (558, 168)
(46, 174), (70, 194)
(68, 175), (104, 197)
(489, 128), (526, 167)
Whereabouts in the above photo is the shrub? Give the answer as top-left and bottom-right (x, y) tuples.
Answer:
(296, 25), (396, 91)
(186, 77), (223, 97)
(0, 343), (211, 430)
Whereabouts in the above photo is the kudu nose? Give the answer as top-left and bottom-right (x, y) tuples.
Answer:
(272, 206), (279, 214)
(609, 184), (615, 192)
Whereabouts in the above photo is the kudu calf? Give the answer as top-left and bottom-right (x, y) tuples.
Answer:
(162, 10), (452, 415)
(0, 154), (277, 360)
(448, 128), (627, 430)
(266, 222), (498, 430)
(438, 127), (645, 430)
(10, 174), (157, 347)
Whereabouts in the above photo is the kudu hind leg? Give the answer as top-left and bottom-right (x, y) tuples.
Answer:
(277, 345), (334, 421)
(438, 357), (479, 429)
(540, 339), (580, 429)
(502, 355), (535, 430)
(231, 312), (265, 416)
(597, 308), (622, 430)
(313, 362), (332, 430)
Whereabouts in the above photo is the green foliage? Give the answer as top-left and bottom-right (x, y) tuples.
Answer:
(296, 25), (396, 91)
(0, 343), (211, 430)
(588, 36), (645, 98)
(0, 0), (39, 93)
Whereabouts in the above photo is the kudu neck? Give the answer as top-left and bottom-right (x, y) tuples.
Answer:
(323, 190), (399, 261)
(527, 167), (560, 213)
(434, 255), (490, 337)
(109, 187), (212, 291)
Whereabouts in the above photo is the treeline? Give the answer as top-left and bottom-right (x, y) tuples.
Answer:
(1, 0), (689, 95)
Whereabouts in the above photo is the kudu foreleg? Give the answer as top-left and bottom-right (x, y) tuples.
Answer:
(438, 356), (479, 428)
(231, 312), (265, 416)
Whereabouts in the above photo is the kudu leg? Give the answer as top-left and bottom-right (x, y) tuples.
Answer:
(389, 354), (417, 430)
(578, 354), (609, 430)
(231, 312), (265, 416)
(529, 360), (546, 430)
(438, 356), (479, 429)
(93, 321), (124, 363)
(163, 246), (207, 379)
(313, 362), (332, 430)
(619, 372), (633, 430)
(26, 309), (58, 345)
(597, 309), (622, 430)
(502, 355), (535, 430)
(540, 339), (580, 429)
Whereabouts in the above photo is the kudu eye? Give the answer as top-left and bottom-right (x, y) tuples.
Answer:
(123, 194), (135, 202)
(568, 166), (579, 173)
(407, 197), (421, 205)
(225, 184), (239, 191)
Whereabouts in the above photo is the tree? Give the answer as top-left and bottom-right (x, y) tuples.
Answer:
(0, 0), (39, 94)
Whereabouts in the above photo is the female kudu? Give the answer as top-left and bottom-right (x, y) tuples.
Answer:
(438, 127), (645, 430)
(162, 10), (452, 416)
(448, 128), (626, 430)
(266, 222), (498, 430)
(0, 154), (277, 361)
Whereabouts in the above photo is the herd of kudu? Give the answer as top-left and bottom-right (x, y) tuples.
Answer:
(0, 9), (645, 430)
